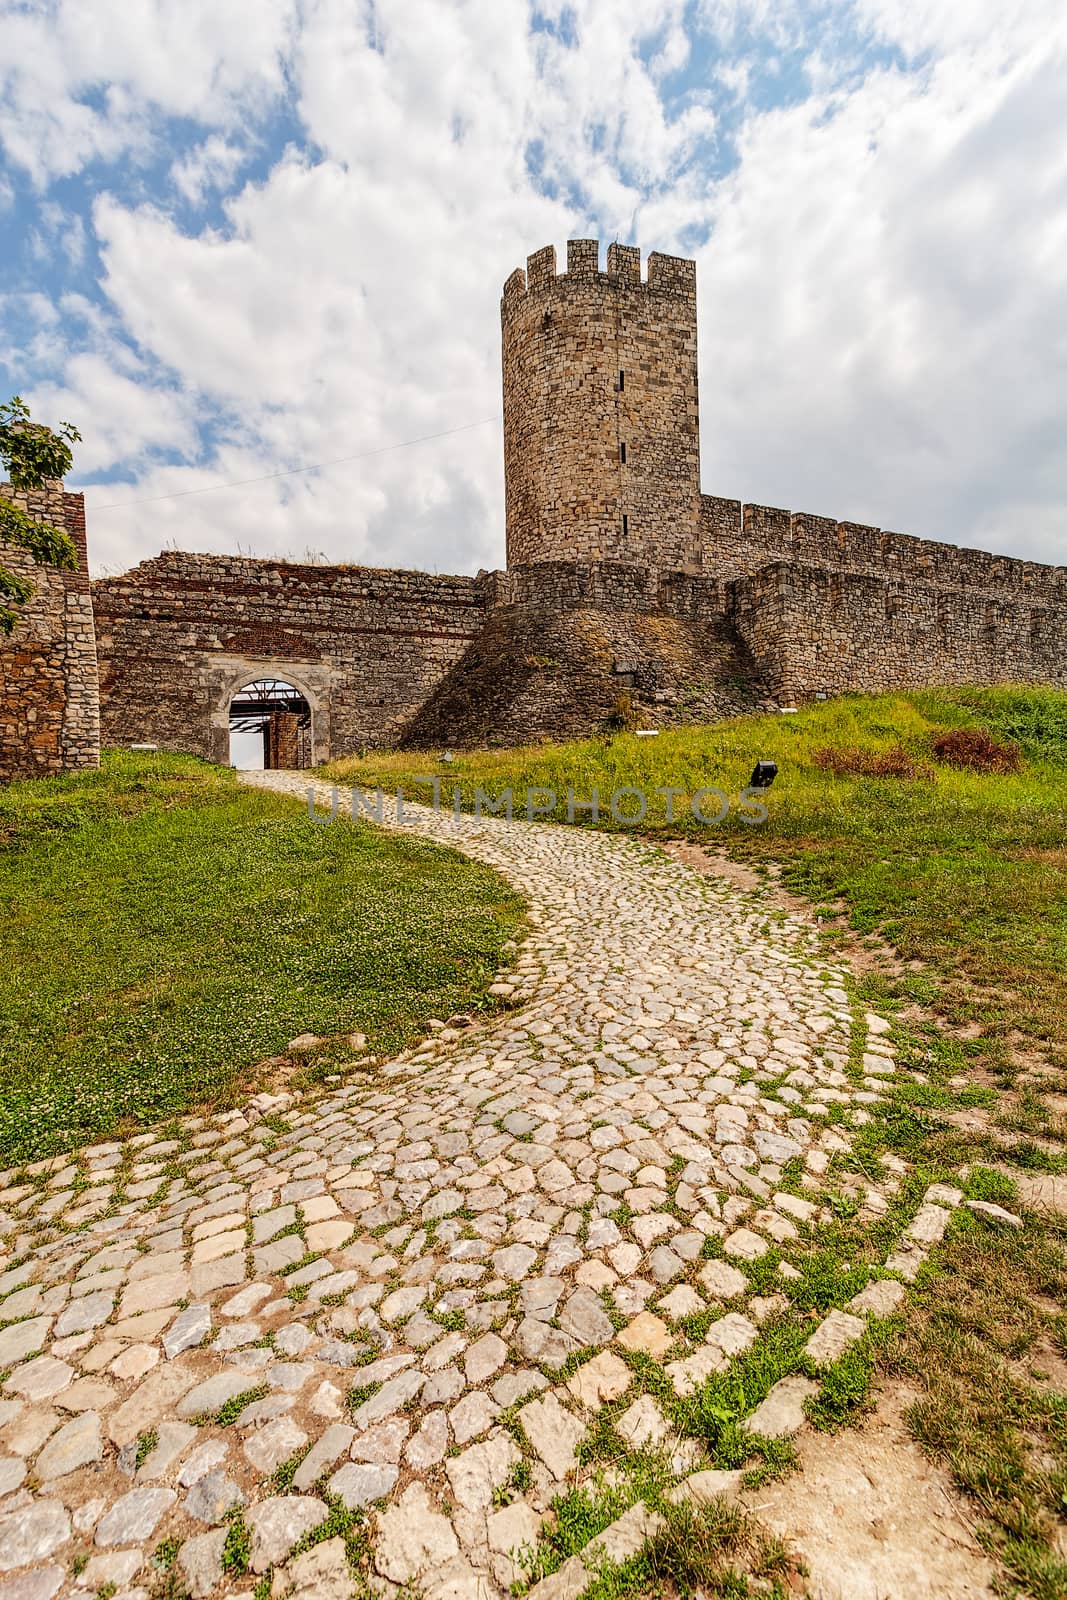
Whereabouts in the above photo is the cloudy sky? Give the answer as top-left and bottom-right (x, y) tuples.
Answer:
(1, 0), (1065, 579)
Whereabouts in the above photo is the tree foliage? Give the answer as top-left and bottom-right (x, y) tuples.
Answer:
(0, 394), (82, 634)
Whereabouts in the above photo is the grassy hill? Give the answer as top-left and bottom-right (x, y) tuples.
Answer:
(325, 686), (1067, 1070)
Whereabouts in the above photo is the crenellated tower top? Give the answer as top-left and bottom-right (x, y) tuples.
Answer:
(500, 239), (700, 572)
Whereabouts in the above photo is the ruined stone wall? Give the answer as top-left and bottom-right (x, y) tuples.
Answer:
(91, 531), (1067, 761)
(0, 481), (99, 782)
(732, 562), (1067, 704)
(502, 240), (701, 572)
(92, 552), (487, 763)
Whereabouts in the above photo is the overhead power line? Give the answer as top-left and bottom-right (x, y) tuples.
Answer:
(85, 415), (502, 512)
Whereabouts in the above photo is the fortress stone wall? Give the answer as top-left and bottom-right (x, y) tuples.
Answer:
(4, 238), (1066, 775)
(732, 561), (1067, 706)
(700, 493), (1066, 598)
(93, 552), (488, 765)
(0, 481), (99, 781)
(703, 495), (1067, 704)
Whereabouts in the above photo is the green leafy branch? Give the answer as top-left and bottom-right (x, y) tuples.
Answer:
(0, 394), (82, 634)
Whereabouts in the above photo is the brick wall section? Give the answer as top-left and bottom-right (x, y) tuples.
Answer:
(91, 551), (488, 762)
(502, 241), (701, 572)
(267, 712), (301, 770)
(0, 480), (99, 781)
(731, 563), (1067, 704)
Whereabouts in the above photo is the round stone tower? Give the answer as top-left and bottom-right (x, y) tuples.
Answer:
(500, 239), (701, 572)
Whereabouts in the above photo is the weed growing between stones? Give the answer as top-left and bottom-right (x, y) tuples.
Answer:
(150, 1553), (188, 1600)
(215, 1385), (269, 1427)
(220, 1508), (252, 1577)
(346, 1381), (383, 1412)
(272, 1444), (312, 1492)
(592, 1496), (796, 1600)
(518, 1455), (797, 1598)
(288, 1494), (375, 1580)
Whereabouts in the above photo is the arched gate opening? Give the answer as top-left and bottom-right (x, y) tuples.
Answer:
(228, 678), (312, 770)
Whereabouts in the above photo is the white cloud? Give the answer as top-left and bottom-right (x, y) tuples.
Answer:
(855, 0), (1064, 57)
(0, 0), (1064, 577)
(170, 136), (250, 205)
(27, 200), (88, 268)
(0, 0), (296, 183)
(0, 291), (65, 372)
(32, 352), (197, 475)
(695, 22), (1067, 563)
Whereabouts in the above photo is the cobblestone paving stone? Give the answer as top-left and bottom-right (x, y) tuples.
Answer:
(0, 774), (937, 1599)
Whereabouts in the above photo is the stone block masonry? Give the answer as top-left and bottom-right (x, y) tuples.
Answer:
(701, 493), (1067, 602)
(0, 479), (99, 781)
(712, 493), (1067, 704)
(731, 562), (1067, 705)
(91, 552), (489, 763)
(502, 240), (701, 573)
(6, 236), (1067, 772)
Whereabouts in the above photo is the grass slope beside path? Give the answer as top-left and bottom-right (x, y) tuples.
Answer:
(0, 751), (523, 1166)
(325, 685), (1067, 1063)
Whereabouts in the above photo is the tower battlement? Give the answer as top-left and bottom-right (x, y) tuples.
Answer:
(501, 239), (701, 572)
(502, 241), (696, 304)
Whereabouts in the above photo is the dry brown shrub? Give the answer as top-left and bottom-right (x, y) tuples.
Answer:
(930, 728), (1023, 774)
(813, 744), (937, 782)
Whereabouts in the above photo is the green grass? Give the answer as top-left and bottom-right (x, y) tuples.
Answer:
(220, 1508), (252, 1576)
(0, 750), (522, 1165)
(323, 685), (1067, 1060)
(214, 1384), (269, 1426)
(886, 1210), (1067, 1598)
(588, 1495), (795, 1600)
(522, 1456), (796, 1598)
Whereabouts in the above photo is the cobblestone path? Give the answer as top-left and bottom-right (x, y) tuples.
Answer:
(0, 772), (923, 1600)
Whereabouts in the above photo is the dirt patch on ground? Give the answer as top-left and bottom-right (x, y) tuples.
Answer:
(660, 840), (769, 895)
(742, 1386), (997, 1600)
(1001, 1169), (1067, 1216)
(658, 838), (917, 985)
(1016, 1337), (1067, 1397)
